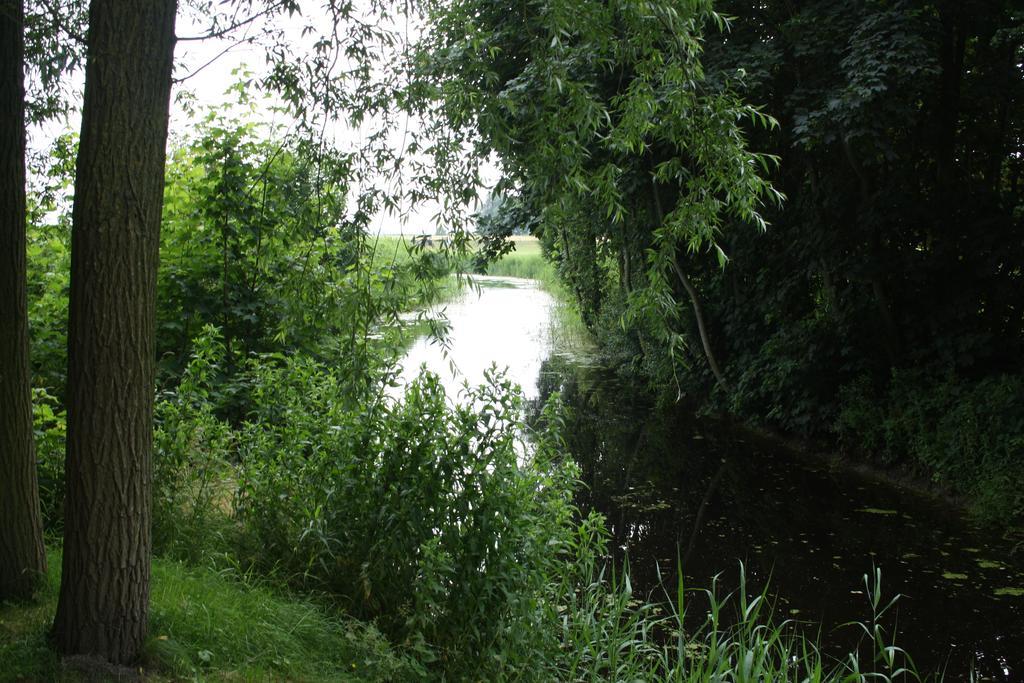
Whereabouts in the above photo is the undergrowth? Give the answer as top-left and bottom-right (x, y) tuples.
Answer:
(0, 549), (415, 682)
(15, 302), (935, 682)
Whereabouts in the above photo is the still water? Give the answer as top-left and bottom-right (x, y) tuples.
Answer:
(399, 276), (1024, 681)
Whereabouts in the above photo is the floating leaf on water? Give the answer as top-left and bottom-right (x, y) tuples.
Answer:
(942, 571), (969, 580)
(856, 508), (898, 515)
(901, 552), (920, 560)
(976, 559), (1006, 570)
(994, 587), (1024, 597)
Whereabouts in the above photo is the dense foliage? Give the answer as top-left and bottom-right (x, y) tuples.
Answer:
(22, 115), (923, 680)
(427, 0), (1024, 522)
(694, 0), (1024, 520)
(26, 333), (925, 680)
(11, 0), (1015, 677)
(26, 113), (448, 418)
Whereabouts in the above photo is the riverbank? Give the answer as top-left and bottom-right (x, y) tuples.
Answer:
(496, 240), (1024, 531)
(1, 546), (930, 682)
(13, 263), (938, 682)
(470, 244), (1023, 676)
(539, 354), (1024, 679)
(481, 244), (975, 519)
(0, 549), (414, 682)
(8, 244), (1002, 681)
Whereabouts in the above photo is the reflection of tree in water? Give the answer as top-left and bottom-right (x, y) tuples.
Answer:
(530, 353), (743, 592)
(528, 353), (1024, 680)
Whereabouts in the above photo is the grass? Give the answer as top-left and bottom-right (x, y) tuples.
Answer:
(482, 236), (549, 279)
(540, 556), (934, 683)
(0, 549), (416, 682)
(0, 553), (933, 683)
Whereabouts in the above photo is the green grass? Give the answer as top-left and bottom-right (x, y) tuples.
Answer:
(482, 237), (548, 279)
(1, 555), (933, 683)
(0, 549), (416, 682)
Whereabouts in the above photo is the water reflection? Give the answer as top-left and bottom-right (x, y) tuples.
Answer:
(398, 276), (555, 400)
(399, 276), (1024, 681)
(534, 352), (1024, 681)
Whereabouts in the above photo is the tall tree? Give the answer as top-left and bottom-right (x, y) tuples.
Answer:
(52, 0), (177, 663)
(415, 0), (780, 387)
(0, 0), (47, 602)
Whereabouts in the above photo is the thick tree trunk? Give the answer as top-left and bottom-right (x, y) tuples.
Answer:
(52, 0), (176, 664)
(0, 0), (47, 602)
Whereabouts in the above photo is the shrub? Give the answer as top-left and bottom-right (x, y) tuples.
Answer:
(153, 327), (236, 563)
(32, 387), (66, 534)
(231, 356), (581, 669)
(837, 369), (1024, 522)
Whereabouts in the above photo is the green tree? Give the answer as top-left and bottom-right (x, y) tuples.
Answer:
(48, 0), (430, 659)
(414, 0), (780, 387)
(690, 0), (1023, 423)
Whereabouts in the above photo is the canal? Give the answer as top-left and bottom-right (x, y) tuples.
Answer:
(399, 275), (1024, 681)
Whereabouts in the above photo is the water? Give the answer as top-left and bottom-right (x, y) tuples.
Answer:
(399, 276), (555, 401)
(399, 276), (1024, 681)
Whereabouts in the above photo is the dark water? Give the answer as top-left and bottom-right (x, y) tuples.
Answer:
(533, 354), (1024, 681)
(402, 276), (1024, 681)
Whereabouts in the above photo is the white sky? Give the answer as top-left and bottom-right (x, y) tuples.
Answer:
(29, 1), (498, 236)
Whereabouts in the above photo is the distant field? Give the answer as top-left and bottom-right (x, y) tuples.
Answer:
(505, 235), (542, 256)
(371, 234), (546, 277)
(484, 236), (550, 280)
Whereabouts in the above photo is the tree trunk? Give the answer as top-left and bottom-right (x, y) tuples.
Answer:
(0, 0), (47, 602)
(52, 0), (177, 664)
(651, 178), (730, 391)
(669, 258), (730, 391)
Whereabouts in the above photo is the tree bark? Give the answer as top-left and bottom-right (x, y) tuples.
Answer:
(0, 0), (47, 602)
(52, 0), (177, 664)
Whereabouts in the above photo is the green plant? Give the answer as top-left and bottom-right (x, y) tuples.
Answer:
(232, 361), (581, 671)
(0, 548), (417, 682)
(153, 326), (236, 563)
(837, 369), (1024, 523)
(32, 387), (65, 534)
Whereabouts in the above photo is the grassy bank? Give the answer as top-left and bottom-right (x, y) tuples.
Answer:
(481, 236), (550, 280)
(1, 549), (926, 682)
(0, 549), (416, 682)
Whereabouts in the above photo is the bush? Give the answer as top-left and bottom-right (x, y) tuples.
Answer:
(33, 388), (66, 534)
(837, 369), (1024, 522)
(153, 327), (236, 563)
(232, 358), (581, 669)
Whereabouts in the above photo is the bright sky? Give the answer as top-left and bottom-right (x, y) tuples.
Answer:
(29, 1), (498, 236)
